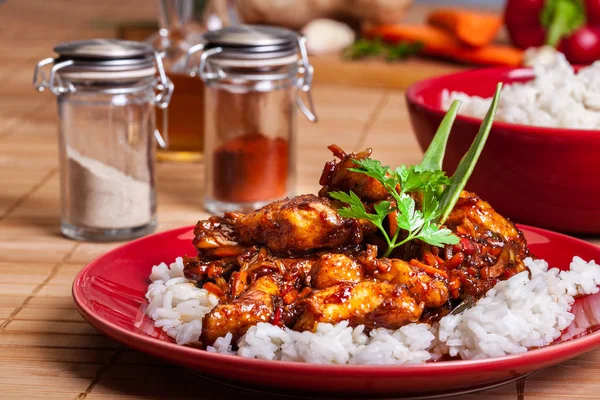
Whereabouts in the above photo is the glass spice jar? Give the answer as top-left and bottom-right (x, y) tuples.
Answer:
(186, 25), (318, 214)
(33, 39), (173, 241)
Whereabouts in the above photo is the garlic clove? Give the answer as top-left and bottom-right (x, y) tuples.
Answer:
(302, 18), (356, 56)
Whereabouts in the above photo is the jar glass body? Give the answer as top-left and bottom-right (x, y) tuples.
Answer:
(56, 79), (157, 241)
(203, 64), (298, 213)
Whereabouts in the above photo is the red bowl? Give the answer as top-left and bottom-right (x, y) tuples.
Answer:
(406, 67), (600, 234)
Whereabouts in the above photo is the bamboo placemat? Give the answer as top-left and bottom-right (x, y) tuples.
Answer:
(2, 1), (600, 399)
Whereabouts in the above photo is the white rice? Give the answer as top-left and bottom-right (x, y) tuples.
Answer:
(145, 256), (600, 364)
(145, 257), (219, 345)
(441, 51), (600, 130)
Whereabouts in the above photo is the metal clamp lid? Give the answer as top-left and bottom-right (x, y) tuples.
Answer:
(33, 39), (174, 148)
(185, 25), (318, 123)
(33, 39), (173, 102)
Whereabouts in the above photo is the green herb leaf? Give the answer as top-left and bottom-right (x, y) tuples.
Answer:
(339, 158), (459, 255)
(348, 158), (397, 190)
(395, 193), (424, 234)
(415, 222), (459, 247)
(343, 38), (386, 60)
(421, 186), (439, 222)
(386, 41), (424, 61)
(420, 99), (461, 172)
(343, 38), (423, 61)
(395, 165), (450, 193)
(374, 200), (393, 218)
(331, 190), (395, 251)
(330, 190), (383, 225)
(348, 158), (388, 181)
(438, 83), (503, 224)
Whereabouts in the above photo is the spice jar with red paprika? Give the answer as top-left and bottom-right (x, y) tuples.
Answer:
(187, 25), (317, 213)
(505, 0), (600, 64)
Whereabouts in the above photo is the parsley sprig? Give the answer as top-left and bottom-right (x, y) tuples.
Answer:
(330, 159), (458, 257)
(343, 38), (423, 61)
(329, 83), (504, 257)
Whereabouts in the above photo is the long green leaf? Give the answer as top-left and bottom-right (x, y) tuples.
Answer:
(419, 99), (462, 171)
(438, 83), (503, 224)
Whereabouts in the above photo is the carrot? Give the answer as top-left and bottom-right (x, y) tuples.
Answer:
(449, 276), (461, 299)
(363, 24), (523, 67)
(448, 276), (461, 290)
(409, 259), (449, 279)
(388, 210), (399, 239)
(427, 8), (503, 48)
(203, 282), (224, 297)
(423, 250), (439, 267)
(442, 252), (465, 270)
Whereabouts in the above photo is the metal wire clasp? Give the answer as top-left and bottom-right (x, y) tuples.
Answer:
(153, 51), (174, 109)
(296, 35), (318, 123)
(152, 51), (174, 149)
(33, 57), (75, 95)
(185, 43), (223, 81)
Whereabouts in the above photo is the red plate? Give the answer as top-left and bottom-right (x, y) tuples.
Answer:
(73, 225), (600, 398)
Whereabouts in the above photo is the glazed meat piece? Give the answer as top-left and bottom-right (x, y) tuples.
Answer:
(236, 194), (376, 254)
(442, 191), (529, 298)
(201, 275), (281, 345)
(446, 191), (525, 244)
(373, 258), (450, 309)
(445, 191), (529, 270)
(294, 280), (423, 331)
(183, 256), (238, 286)
(319, 145), (388, 203)
(309, 249), (449, 307)
(192, 213), (250, 259)
(311, 253), (364, 289)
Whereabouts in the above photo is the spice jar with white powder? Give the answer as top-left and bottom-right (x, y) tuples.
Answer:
(34, 39), (173, 241)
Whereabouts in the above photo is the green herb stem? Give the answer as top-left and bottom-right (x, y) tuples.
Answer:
(438, 83), (503, 224)
(420, 100), (461, 172)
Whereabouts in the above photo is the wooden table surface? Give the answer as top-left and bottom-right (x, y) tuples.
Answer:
(2, 1), (600, 399)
